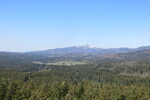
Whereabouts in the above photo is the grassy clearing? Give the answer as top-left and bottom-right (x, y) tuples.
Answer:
(46, 61), (87, 66)
(33, 61), (87, 66)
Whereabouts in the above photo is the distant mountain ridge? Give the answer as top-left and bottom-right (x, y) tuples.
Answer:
(28, 45), (150, 55)
(1, 45), (150, 67)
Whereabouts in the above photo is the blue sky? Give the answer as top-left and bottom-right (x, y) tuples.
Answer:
(0, 0), (150, 52)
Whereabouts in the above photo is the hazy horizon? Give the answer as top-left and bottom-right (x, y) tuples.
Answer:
(0, 0), (150, 52)
(1, 44), (150, 53)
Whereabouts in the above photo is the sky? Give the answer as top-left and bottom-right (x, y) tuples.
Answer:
(0, 0), (150, 52)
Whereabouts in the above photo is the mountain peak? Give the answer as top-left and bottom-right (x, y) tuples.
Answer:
(77, 45), (98, 49)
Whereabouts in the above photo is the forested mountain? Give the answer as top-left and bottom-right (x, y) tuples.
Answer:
(1, 46), (150, 71)
(96, 49), (150, 61)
